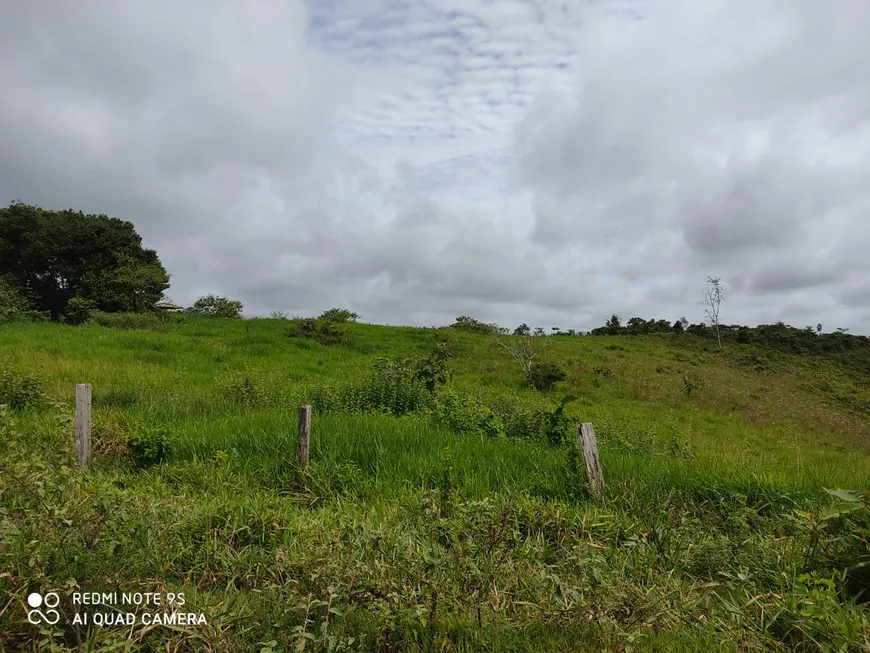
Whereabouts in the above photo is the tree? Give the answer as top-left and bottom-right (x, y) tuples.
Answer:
(494, 334), (551, 389)
(0, 201), (170, 319)
(513, 323), (531, 336)
(190, 295), (243, 318)
(703, 277), (727, 348)
(319, 308), (360, 323)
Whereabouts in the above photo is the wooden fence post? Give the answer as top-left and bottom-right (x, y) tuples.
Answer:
(577, 422), (604, 501)
(297, 405), (312, 468)
(75, 384), (92, 469)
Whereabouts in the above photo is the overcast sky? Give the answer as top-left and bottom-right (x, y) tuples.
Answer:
(2, 0), (869, 332)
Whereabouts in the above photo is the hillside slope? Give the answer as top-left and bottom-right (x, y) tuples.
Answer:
(1, 317), (869, 651)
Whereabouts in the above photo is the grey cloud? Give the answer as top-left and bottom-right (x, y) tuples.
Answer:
(2, 0), (870, 334)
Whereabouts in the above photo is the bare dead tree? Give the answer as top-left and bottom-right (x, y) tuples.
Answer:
(703, 276), (727, 348)
(494, 333), (550, 388)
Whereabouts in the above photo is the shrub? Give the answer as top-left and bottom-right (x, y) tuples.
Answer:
(412, 341), (453, 393)
(0, 276), (30, 323)
(683, 375), (702, 396)
(528, 362), (566, 390)
(536, 394), (579, 446)
(0, 366), (45, 409)
(489, 394), (579, 445)
(63, 296), (96, 325)
(361, 358), (432, 415)
(513, 323), (531, 336)
(434, 387), (505, 438)
(125, 424), (171, 468)
(450, 316), (504, 335)
(89, 310), (161, 330)
(313, 344), (452, 416)
(319, 308), (360, 323)
(190, 294), (243, 318)
(286, 318), (345, 346)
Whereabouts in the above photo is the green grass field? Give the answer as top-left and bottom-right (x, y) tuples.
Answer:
(2, 317), (869, 651)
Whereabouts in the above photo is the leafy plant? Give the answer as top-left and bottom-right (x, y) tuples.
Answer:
(319, 308), (360, 323)
(0, 366), (45, 409)
(537, 394), (579, 446)
(286, 318), (345, 346)
(190, 294), (243, 318)
(451, 316), (504, 335)
(63, 296), (96, 325)
(434, 387), (505, 438)
(0, 276), (31, 323)
(683, 375), (702, 396)
(528, 362), (567, 391)
(125, 424), (171, 468)
(412, 342), (453, 393)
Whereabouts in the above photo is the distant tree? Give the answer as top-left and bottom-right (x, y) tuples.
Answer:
(605, 314), (621, 335)
(626, 317), (646, 335)
(703, 277), (727, 348)
(451, 316), (504, 335)
(817, 323), (823, 334)
(513, 323), (531, 336)
(319, 308), (360, 323)
(533, 327), (546, 337)
(190, 294), (243, 318)
(672, 319), (684, 335)
(0, 201), (170, 319)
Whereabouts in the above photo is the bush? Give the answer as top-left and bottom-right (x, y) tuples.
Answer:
(89, 310), (161, 330)
(434, 387), (505, 438)
(63, 296), (96, 325)
(683, 375), (702, 396)
(313, 360), (431, 416)
(412, 341), (453, 393)
(312, 345), (453, 416)
(0, 277), (30, 323)
(319, 308), (360, 323)
(489, 394), (579, 445)
(125, 424), (171, 468)
(528, 363), (566, 391)
(0, 366), (45, 409)
(189, 294), (243, 318)
(286, 318), (345, 346)
(450, 316), (505, 335)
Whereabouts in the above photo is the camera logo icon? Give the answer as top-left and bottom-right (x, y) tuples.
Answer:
(27, 592), (60, 625)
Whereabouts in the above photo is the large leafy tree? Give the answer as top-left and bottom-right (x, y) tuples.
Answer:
(0, 201), (170, 318)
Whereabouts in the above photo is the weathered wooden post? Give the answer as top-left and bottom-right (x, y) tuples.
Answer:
(297, 405), (312, 468)
(75, 384), (92, 468)
(577, 422), (604, 501)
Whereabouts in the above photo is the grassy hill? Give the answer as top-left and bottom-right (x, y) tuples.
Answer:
(1, 316), (869, 651)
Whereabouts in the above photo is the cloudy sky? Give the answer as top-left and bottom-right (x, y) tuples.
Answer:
(2, 0), (869, 332)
